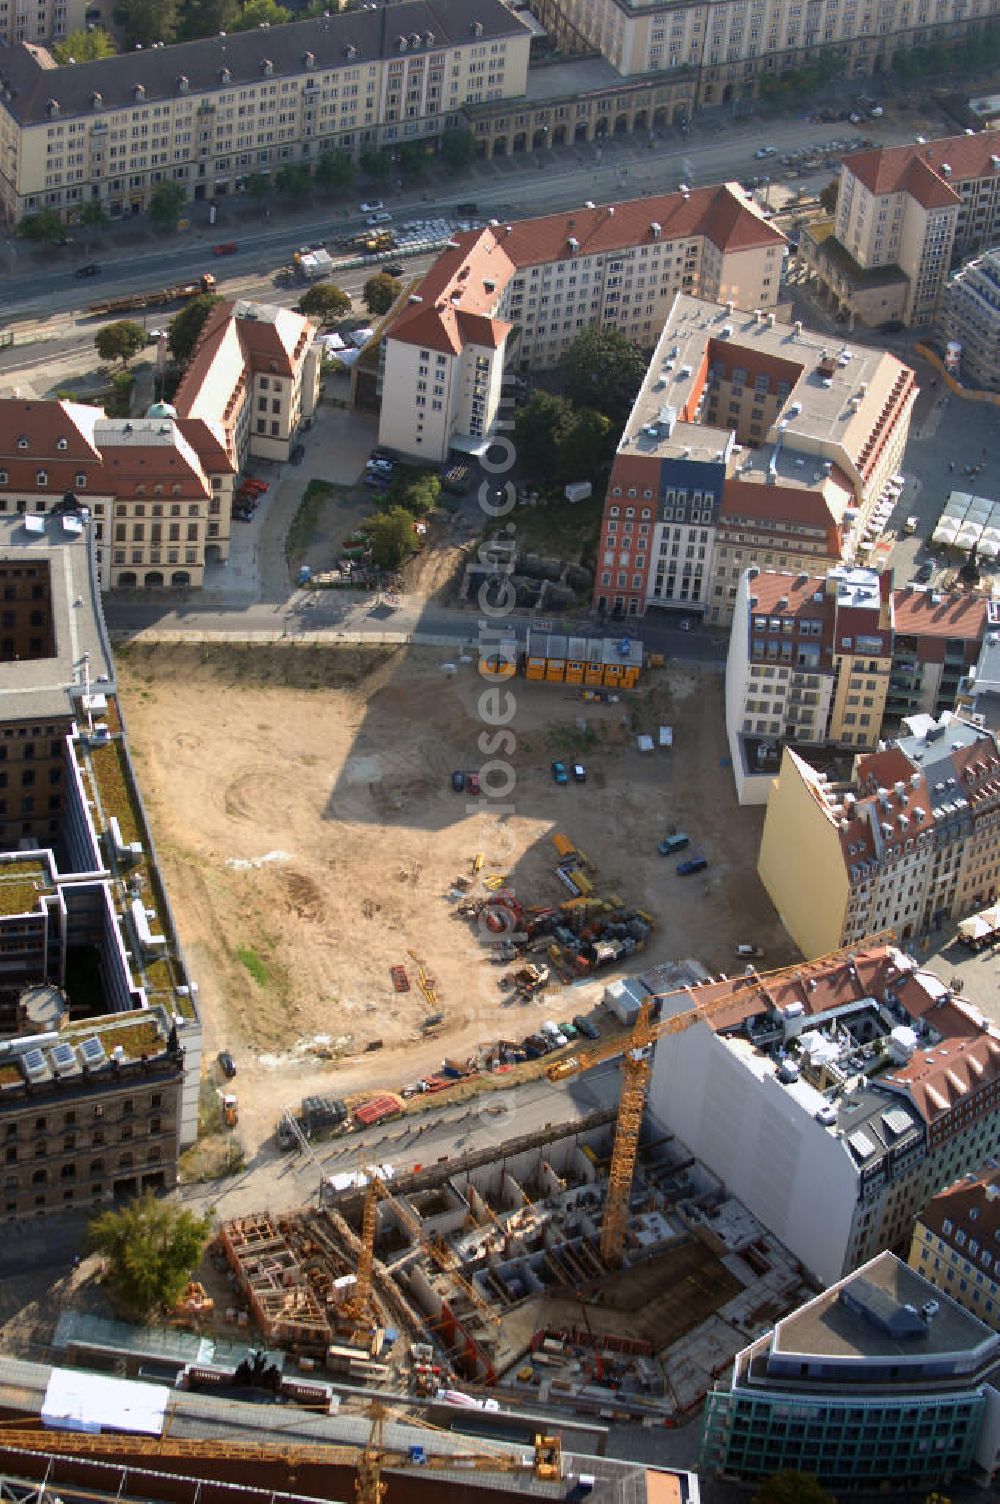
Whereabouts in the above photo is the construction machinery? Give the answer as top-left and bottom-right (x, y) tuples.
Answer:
(345, 1172), (500, 1330)
(88, 272), (216, 318)
(544, 933), (896, 1266)
(222, 1093), (239, 1128)
(0, 1406), (558, 1504)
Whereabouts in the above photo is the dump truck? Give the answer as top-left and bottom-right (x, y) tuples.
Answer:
(222, 1093), (238, 1128)
(88, 272), (217, 318)
(340, 228), (396, 253)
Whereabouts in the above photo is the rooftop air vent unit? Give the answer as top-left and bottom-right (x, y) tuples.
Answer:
(793, 320), (802, 336)
(720, 324), (733, 338)
(80, 1036), (107, 1070)
(21, 1048), (50, 1082)
(50, 1041), (80, 1076)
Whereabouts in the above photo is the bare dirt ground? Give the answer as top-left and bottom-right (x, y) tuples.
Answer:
(118, 643), (793, 1158)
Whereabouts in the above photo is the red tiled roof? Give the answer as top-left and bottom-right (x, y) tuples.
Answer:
(721, 477), (843, 553)
(842, 132), (1000, 208)
(886, 1030), (1000, 1126)
(386, 185), (785, 354)
(893, 588), (989, 642)
(918, 1164), (1000, 1249)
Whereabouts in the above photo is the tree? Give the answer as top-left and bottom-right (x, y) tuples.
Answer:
(87, 1190), (212, 1317)
(168, 293), (222, 366)
(440, 128), (477, 172)
(114, 0), (179, 47)
(363, 272), (403, 316)
(177, 0), (237, 40)
(79, 200), (108, 228)
(751, 1472), (836, 1504)
(232, 0), (290, 29)
(553, 406), (614, 488)
(52, 26), (115, 62)
(513, 390), (573, 482)
(315, 148), (354, 194)
(149, 180), (186, 232)
(366, 506), (419, 571)
(95, 320), (146, 368)
(359, 146), (392, 182)
(298, 282), (352, 322)
(275, 163), (313, 203)
(397, 142), (426, 180)
(16, 208), (67, 244)
(562, 325), (647, 429)
(818, 177), (839, 215)
(385, 469), (440, 517)
(245, 172), (271, 201)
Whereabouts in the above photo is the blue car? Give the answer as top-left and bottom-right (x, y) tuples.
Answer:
(551, 760), (569, 785)
(677, 856), (708, 876)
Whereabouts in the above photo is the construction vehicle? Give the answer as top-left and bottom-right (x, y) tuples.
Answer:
(222, 1093), (238, 1128)
(88, 272), (216, 318)
(342, 228), (396, 254)
(541, 932), (896, 1266)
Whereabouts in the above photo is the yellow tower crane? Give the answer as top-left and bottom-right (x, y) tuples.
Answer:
(550, 932), (897, 1265)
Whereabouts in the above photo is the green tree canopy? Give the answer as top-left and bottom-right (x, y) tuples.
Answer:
(362, 272), (403, 316)
(52, 27), (115, 62)
(315, 148), (354, 194)
(751, 1471), (836, 1504)
(553, 406), (615, 488)
(167, 293), (222, 366)
(149, 179), (186, 231)
(397, 142), (427, 180)
(87, 1190), (213, 1317)
(513, 390), (573, 483)
(298, 282), (352, 322)
(79, 200), (108, 228)
(359, 146), (392, 181)
(818, 177), (839, 215)
(177, 0), (238, 40)
(440, 128), (477, 171)
(365, 506), (419, 570)
(384, 469), (440, 517)
(562, 325), (647, 430)
(232, 0), (290, 29)
(95, 320), (146, 368)
(275, 163), (313, 202)
(114, 0), (179, 47)
(16, 208), (67, 244)
(245, 172), (271, 200)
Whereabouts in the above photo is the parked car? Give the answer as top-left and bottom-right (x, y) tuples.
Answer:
(383, 263), (405, 277)
(455, 202), (478, 216)
(572, 763), (586, 783)
(367, 211), (393, 226)
(364, 472), (391, 489)
(915, 561), (934, 584)
(451, 769), (465, 793)
(551, 760), (569, 785)
(467, 771), (481, 795)
(359, 200), (385, 214)
(902, 515), (920, 537)
(218, 1049), (237, 1079)
(212, 242), (238, 256)
(658, 833), (689, 855)
(290, 443), (306, 465)
(573, 1014), (600, 1040)
(736, 944), (765, 959)
(677, 855), (708, 875)
(367, 457), (395, 474)
(75, 262), (101, 278)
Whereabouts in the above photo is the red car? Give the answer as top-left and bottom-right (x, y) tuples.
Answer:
(467, 772), (481, 795)
(242, 476), (268, 494)
(212, 242), (237, 256)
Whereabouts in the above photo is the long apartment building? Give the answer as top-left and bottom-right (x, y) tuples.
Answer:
(700, 1251), (1000, 1491)
(726, 567), (992, 803)
(378, 185), (785, 462)
(0, 301), (318, 591)
(803, 131), (1000, 329)
(910, 1164), (1000, 1332)
(0, 0), (531, 224)
(531, 0), (1000, 101)
(0, 508), (200, 1219)
(593, 293), (916, 622)
(759, 712), (1000, 958)
(649, 942), (1000, 1286)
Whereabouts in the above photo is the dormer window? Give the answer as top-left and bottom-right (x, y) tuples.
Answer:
(56, 437), (68, 451)
(344, 44), (356, 59)
(0, 472), (8, 484)
(219, 67), (231, 84)
(135, 484), (146, 496)
(36, 471), (47, 486)
(302, 50), (315, 68)
(261, 58), (273, 76)
(46, 98), (60, 119)
(176, 75), (189, 94)
(132, 84), (145, 102)
(91, 91), (103, 109)
(424, 30), (434, 44)
(17, 437), (28, 450)
(75, 474), (87, 487)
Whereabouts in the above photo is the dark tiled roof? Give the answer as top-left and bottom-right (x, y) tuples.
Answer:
(0, 0), (527, 123)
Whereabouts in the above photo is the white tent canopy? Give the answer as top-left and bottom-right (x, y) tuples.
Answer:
(42, 1368), (169, 1435)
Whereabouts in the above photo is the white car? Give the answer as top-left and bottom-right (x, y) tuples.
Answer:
(367, 211), (393, 226)
(359, 200), (384, 214)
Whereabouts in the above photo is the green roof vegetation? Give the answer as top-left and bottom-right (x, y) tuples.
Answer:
(64, 1012), (165, 1061)
(88, 739), (141, 845)
(0, 858), (52, 916)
